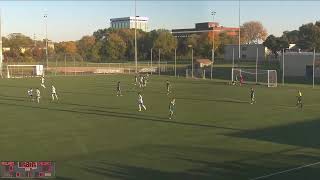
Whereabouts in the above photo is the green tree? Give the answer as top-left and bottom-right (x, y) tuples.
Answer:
(153, 30), (177, 57)
(102, 32), (126, 61)
(263, 35), (289, 57)
(77, 35), (96, 61)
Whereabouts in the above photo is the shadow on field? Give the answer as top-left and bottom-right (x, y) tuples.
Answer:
(55, 176), (74, 180)
(229, 119), (320, 148)
(0, 98), (243, 131)
(78, 145), (320, 180)
(177, 97), (248, 104)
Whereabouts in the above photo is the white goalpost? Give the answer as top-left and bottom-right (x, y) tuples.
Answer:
(232, 68), (277, 87)
(6, 65), (44, 78)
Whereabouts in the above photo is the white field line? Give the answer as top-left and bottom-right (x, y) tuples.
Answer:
(249, 161), (320, 180)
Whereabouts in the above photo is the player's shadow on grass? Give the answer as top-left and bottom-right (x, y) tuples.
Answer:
(177, 96), (248, 104)
(229, 118), (320, 148)
(0, 100), (243, 132)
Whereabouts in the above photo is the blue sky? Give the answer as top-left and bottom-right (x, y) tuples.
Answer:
(0, 1), (319, 42)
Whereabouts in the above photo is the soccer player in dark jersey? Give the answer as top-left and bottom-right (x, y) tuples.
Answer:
(250, 87), (256, 104)
(116, 81), (122, 96)
(166, 80), (171, 95)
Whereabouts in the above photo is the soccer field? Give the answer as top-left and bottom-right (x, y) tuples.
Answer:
(1, 75), (320, 180)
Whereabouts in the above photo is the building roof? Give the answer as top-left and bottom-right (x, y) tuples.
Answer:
(196, 59), (212, 64)
(110, 16), (149, 22)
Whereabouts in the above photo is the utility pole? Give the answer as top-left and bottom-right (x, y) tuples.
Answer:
(238, 0), (241, 66)
(44, 12), (48, 69)
(134, 0), (138, 73)
(211, 11), (216, 80)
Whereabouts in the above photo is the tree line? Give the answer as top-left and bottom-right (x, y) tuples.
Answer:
(2, 21), (269, 63)
(263, 21), (320, 57)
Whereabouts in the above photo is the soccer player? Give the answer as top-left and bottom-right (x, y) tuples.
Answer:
(27, 88), (34, 101)
(139, 75), (143, 88)
(166, 80), (171, 95)
(250, 87), (256, 104)
(240, 74), (244, 86)
(40, 76), (46, 88)
(51, 85), (59, 101)
(116, 81), (122, 96)
(36, 88), (41, 103)
(168, 98), (176, 119)
(296, 90), (303, 108)
(142, 76), (147, 88)
(134, 75), (138, 86)
(137, 92), (147, 111)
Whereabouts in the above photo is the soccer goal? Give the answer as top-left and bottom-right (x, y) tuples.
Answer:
(6, 65), (44, 78)
(231, 68), (277, 87)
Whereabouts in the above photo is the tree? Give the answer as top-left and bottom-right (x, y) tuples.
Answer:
(282, 30), (299, 44)
(296, 22), (320, 51)
(102, 32), (126, 61)
(55, 41), (77, 54)
(153, 29), (177, 58)
(241, 21), (267, 44)
(263, 35), (289, 57)
(77, 35), (96, 61)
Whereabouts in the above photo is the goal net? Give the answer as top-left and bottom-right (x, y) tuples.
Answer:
(186, 68), (206, 79)
(6, 65), (44, 78)
(231, 68), (277, 87)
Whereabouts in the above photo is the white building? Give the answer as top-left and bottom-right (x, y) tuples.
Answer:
(224, 44), (268, 61)
(110, 16), (149, 32)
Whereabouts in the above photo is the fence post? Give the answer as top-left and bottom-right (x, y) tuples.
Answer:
(175, 48), (177, 77)
(64, 53), (66, 76)
(158, 49), (161, 76)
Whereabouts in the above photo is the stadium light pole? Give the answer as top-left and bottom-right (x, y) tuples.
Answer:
(0, 9), (2, 78)
(238, 0), (241, 66)
(44, 12), (48, 69)
(134, 0), (138, 73)
(211, 11), (216, 80)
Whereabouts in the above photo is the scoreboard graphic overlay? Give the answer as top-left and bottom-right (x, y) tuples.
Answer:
(0, 161), (55, 178)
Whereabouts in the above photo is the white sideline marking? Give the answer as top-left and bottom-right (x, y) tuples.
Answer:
(249, 161), (320, 180)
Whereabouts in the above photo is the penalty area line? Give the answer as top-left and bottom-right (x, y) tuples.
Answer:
(249, 161), (320, 180)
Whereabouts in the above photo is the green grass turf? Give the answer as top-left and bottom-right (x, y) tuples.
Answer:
(0, 75), (320, 180)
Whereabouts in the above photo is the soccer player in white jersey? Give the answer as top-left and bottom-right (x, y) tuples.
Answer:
(139, 75), (143, 88)
(27, 88), (34, 101)
(40, 76), (46, 88)
(36, 88), (41, 103)
(137, 92), (147, 111)
(51, 85), (59, 101)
